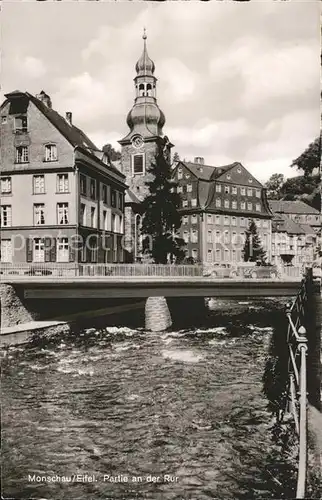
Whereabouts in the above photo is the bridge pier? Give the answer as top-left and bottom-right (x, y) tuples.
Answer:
(0, 284), (36, 329)
(145, 296), (172, 332)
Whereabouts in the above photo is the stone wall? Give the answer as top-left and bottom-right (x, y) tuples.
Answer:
(145, 296), (172, 332)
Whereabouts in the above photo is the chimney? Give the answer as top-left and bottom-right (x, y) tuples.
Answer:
(65, 112), (72, 126)
(36, 90), (52, 108)
(194, 156), (205, 165)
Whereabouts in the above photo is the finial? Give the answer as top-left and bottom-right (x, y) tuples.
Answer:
(143, 27), (147, 40)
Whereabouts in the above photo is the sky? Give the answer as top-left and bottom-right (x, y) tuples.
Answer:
(1, 1), (320, 183)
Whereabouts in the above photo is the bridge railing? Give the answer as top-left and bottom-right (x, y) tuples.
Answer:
(285, 269), (311, 499)
(0, 262), (305, 280)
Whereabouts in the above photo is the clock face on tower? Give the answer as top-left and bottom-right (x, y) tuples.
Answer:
(131, 135), (144, 149)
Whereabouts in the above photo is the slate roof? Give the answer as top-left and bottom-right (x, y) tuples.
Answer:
(183, 161), (235, 181)
(269, 200), (319, 215)
(272, 214), (315, 235)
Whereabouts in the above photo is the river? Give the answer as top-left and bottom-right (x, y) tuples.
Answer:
(1, 298), (298, 499)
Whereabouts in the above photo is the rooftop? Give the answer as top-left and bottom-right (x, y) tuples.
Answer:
(269, 199), (320, 215)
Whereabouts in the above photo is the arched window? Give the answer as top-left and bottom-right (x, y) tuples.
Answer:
(146, 83), (152, 96)
(138, 84), (145, 97)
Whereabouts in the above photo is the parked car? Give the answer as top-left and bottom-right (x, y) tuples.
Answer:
(203, 263), (238, 278)
(24, 267), (53, 276)
(243, 264), (279, 279)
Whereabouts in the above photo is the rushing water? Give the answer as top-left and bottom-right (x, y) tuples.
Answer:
(2, 299), (296, 500)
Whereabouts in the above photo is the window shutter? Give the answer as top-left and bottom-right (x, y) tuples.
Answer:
(26, 238), (33, 262)
(69, 241), (75, 262)
(50, 238), (57, 262)
(44, 238), (51, 262)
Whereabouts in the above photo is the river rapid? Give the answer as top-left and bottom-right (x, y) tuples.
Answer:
(1, 298), (296, 500)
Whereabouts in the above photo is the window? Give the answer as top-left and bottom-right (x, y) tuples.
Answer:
(57, 203), (69, 225)
(177, 186), (183, 194)
(224, 199), (229, 208)
(111, 189), (116, 208)
(241, 187), (246, 196)
(256, 203), (261, 212)
(232, 249), (236, 262)
(232, 232), (237, 245)
(80, 203), (86, 225)
(185, 174), (190, 179)
(183, 215), (188, 224)
(263, 220), (268, 228)
(118, 192), (124, 211)
(178, 169), (183, 180)
(216, 248), (221, 260)
(256, 219), (261, 228)
(232, 217), (236, 226)
(192, 249), (198, 260)
(224, 231), (229, 244)
(224, 216), (229, 226)
(182, 200), (188, 207)
(1, 205), (12, 227)
(0, 239), (12, 262)
(45, 144), (57, 162)
(247, 202), (252, 211)
(225, 186), (230, 194)
(33, 238), (44, 263)
(133, 154), (144, 174)
(191, 230), (198, 243)
(57, 174), (69, 193)
(226, 174), (231, 180)
(183, 231), (189, 243)
(119, 215), (124, 233)
(34, 204), (45, 225)
(80, 174), (87, 195)
(248, 178), (253, 184)
(1, 177), (11, 194)
(216, 184), (222, 193)
(224, 249), (229, 262)
(90, 207), (96, 228)
(57, 238), (69, 263)
(207, 230), (212, 243)
(215, 215), (221, 225)
(187, 184), (192, 193)
(256, 189), (260, 198)
(247, 188), (252, 196)
(191, 198), (197, 207)
(207, 214), (213, 224)
(90, 179), (96, 200)
(240, 217), (245, 227)
(241, 202), (246, 210)
(232, 186), (237, 195)
(216, 199), (221, 208)
(232, 201), (237, 209)
(14, 115), (28, 133)
(33, 175), (45, 194)
(102, 210), (107, 230)
(1, 116), (7, 124)
(192, 214), (198, 224)
(16, 146), (29, 163)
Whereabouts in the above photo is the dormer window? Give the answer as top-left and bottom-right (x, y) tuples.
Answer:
(248, 178), (253, 183)
(226, 174), (231, 180)
(178, 168), (183, 180)
(132, 154), (145, 175)
(14, 115), (28, 133)
(45, 144), (57, 162)
(237, 167), (241, 173)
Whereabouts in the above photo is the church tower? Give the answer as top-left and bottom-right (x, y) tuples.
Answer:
(119, 30), (173, 261)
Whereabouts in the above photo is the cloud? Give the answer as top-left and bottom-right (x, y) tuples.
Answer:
(21, 56), (47, 78)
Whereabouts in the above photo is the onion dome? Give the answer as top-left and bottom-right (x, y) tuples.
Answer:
(135, 29), (155, 76)
(126, 102), (165, 136)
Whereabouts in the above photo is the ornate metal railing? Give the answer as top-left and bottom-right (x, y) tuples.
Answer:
(285, 269), (312, 499)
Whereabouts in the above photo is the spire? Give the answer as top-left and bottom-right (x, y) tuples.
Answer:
(135, 28), (155, 76)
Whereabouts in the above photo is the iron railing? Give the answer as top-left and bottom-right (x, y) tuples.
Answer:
(285, 269), (311, 499)
(0, 263), (304, 281)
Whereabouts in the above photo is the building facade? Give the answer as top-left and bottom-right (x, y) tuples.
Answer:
(0, 90), (126, 265)
(269, 200), (321, 266)
(118, 31), (173, 262)
(172, 158), (273, 264)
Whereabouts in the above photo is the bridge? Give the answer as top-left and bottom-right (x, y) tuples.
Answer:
(0, 263), (305, 299)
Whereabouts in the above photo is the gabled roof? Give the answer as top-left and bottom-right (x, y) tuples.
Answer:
(269, 200), (319, 215)
(178, 161), (235, 181)
(125, 188), (141, 205)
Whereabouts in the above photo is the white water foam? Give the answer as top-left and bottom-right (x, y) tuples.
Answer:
(162, 349), (203, 363)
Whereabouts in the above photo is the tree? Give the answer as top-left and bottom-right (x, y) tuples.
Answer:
(291, 136), (321, 177)
(140, 148), (186, 264)
(172, 151), (180, 163)
(265, 173), (285, 199)
(102, 143), (121, 161)
(243, 219), (267, 263)
(280, 175), (320, 210)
